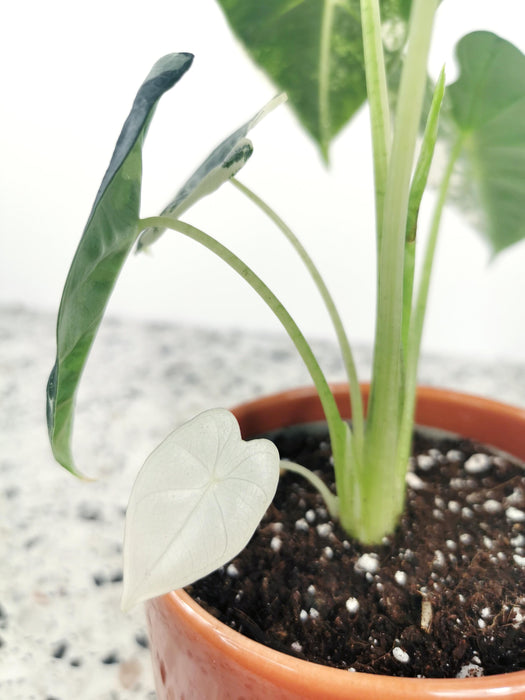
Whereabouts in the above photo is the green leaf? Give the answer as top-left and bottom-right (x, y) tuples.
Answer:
(137, 93), (286, 251)
(46, 53), (194, 476)
(447, 32), (525, 255)
(215, 0), (411, 159)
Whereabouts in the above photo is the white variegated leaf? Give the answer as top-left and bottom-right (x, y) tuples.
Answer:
(137, 93), (287, 250)
(121, 408), (280, 611)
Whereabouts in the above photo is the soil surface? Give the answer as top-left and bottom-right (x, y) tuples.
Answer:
(187, 423), (525, 678)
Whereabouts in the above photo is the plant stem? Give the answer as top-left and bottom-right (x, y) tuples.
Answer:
(401, 68), (446, 362)
(138, 214), (350, 491)
(230, 176), (365, 456)
(280, 460), (339, 518)
(397, 134), (464, 469)
(360, 0), (391, 243)
(355, 0), (439, 543)
(319, 0), (337, 161)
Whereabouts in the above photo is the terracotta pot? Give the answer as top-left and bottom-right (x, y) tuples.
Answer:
(145, 384), (525, 699)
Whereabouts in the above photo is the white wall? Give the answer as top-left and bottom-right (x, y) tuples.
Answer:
(2, 0), (525, 362)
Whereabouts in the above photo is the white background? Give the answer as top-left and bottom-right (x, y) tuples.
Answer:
(2, 0), (525, 361)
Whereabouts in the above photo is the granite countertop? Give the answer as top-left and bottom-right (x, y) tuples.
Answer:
(1, 305), (524, 699)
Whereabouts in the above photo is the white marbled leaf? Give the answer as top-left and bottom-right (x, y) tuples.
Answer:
(136, 93), (286, 250)
(121, 408), (280, 611)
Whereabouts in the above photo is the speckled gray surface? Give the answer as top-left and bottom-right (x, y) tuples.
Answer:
(1, 305), (524, 698)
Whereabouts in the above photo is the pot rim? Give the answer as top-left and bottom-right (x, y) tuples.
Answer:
(154, 384), (525, 697)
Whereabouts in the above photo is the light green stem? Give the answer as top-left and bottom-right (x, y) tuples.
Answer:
(319, 0), (337, 161)
(280, 460), (339, 518)
(360, 0), (391, 242)
(401, 68), (446, 359)
(397, 135), (464, 469)
(230, 177), (365, 456)
(138, 215), (349, 497)
(358, 0), (439, 543)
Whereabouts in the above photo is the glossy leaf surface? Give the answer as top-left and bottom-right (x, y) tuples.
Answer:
(137, 94), (286, 250)
(46, 53), (194, 475)
(121, 409), (280, 611)
(447, 32), (525, 255)
(215, 0), (411, 158)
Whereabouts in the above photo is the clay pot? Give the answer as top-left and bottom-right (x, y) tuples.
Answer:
(145, 385), (525, 699)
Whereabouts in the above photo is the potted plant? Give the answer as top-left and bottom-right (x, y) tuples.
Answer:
(46, 0), (525, 696)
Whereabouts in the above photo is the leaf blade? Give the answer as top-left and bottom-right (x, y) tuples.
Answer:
(446, 32), (525, 255)
(121, 409), (280, 611)
(215, 0), (411, 156)
(46, 53), (194, 475)
(136, 93), (286, 250)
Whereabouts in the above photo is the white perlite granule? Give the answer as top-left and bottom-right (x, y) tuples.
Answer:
(456, 662), (484, 678)
(226, 563), (239, 577)
(506, 507), (525, 523)
(345, 597), (360, 614)
(295, 518), (309, 532)
(506, 488), (524, 505)
(270, 536), (282, 552)
(433, 550), (445, 568)
(392, 646), (410, 663)
(464, 453), (491, 474)
(406, 471), (425, 490)
(417, 454), (435, 471)
(513, 554), (525, 567)
(483, 499), (503, 514)
(394, 570), (407, 586)
(355, 552), (379, 574)
(316, 522), (332, 537)
(448, 500), (461, 513)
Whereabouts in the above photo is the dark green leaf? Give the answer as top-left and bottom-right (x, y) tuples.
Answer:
(137, 94), (286, 250)
(446, 32), (525, 255)
(215, 0), (411, 159)
(47, 53), (194, 475)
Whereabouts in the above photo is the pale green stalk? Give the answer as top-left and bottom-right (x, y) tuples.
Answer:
(351, 0), (440, 543)
(230, 176), (365, 456)
(280, 460), (339, 518)
(138, 214), (350, 493)
(360, 0), (391, 242)
(396, 135), (464, 470)
(319, 0), (337, 160)
(402, 68), (446, 361)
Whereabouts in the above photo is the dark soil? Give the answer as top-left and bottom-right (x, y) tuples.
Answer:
(187, 423), (525, 678)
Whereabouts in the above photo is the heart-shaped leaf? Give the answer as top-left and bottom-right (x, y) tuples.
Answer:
(136, 93), (286, 251)
(121, 409), (280, 611)
(46, 53), (193, 476)
(446, 32), (525, 255)
(215, 0), (412, 158)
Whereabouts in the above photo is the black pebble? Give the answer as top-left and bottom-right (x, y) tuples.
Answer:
(101, 651), (119, 664)
(0, 604), (7, 629)
(135, 631), (149, 649)
(52, 641), (68, 659)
